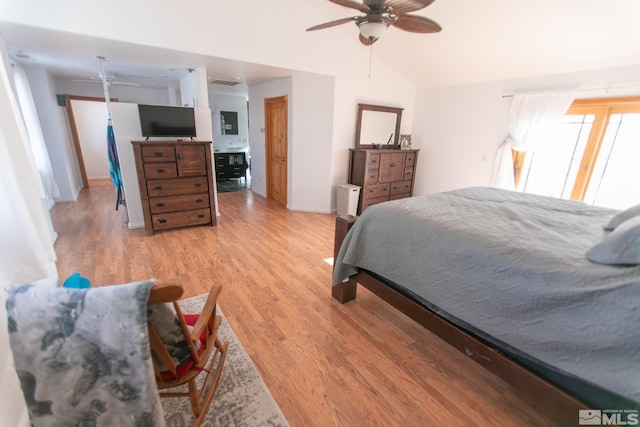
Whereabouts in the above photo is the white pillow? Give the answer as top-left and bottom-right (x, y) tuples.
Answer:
(588, 216), (640, 265)
(604, 203), (640, 231)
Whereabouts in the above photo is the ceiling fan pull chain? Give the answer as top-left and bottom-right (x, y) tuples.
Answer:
(368, 44), (373, 79)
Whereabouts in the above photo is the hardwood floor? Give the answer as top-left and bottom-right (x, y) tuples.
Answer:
(51, 186), (564, 427)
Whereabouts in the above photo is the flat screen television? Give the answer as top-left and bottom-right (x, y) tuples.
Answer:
(138, 104), (196, 138)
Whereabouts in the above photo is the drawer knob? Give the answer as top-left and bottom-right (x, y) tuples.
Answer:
(369, 189), (374, 193)
(153, 152), (163, 157)
(153, 185), (163, 190)
(156, 168), (165, 173)
(194, 182), (202, 187)
(196, 199), (203, 203)
(156, 203), (165, 207)
(197, 214), (205, 219)
(158, 219), (167, 224)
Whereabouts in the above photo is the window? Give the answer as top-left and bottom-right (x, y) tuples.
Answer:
(515, 97), (640, 209)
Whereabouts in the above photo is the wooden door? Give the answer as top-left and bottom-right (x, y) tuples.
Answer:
(265, 96), (288, 205)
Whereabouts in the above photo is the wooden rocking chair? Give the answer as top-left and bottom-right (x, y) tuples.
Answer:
(147, 283), (229, 427)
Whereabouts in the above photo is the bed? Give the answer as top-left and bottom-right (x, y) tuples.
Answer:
(332, 187), (640, 424)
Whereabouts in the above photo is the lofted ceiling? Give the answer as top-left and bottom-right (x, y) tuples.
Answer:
(0, 22), (301, 95)
(1, 0), (640, 94)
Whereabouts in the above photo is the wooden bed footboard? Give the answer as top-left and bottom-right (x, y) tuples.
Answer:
(331, 215), (586, 426)
(332, 215), (358, 302)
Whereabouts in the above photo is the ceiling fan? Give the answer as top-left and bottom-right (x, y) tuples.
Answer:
(73, 71), (140, 87)
(307, 0), (442, 45)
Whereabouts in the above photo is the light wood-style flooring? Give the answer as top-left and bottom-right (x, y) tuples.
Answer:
(51, 185), (563, 427)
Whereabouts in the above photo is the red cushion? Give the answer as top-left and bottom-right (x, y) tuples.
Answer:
(159, 314), (209, 380)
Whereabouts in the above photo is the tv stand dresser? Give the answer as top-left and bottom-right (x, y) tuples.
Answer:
(132, 140), (217, 235)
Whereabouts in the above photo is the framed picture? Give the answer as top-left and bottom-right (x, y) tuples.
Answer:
(220, 111), (238, 135)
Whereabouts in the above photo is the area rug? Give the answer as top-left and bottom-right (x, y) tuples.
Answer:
(161, 294), (289, 427)
(216, 179), (251, 193)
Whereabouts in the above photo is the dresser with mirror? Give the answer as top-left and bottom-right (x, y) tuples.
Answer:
(348, 103), (419, 215)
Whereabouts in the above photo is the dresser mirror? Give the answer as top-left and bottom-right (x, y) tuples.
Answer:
(355, 103), (403, 149)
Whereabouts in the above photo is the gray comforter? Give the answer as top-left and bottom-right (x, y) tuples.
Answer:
(333, 187), (640, 405)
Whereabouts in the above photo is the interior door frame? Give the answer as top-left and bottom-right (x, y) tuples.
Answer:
(66, 95), (117, 188)
(264, 95), (288, 203)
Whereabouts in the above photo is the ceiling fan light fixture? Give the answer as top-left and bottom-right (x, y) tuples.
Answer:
(358, 20), (389, 40)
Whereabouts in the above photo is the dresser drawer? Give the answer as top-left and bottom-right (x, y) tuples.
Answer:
(367, 154), (381, 169)
(365, 170), (379, 185)
(390, 180), (413, 196)
(229, 166), (244, 177)
(390, 192), (411, 201)
(364, 183), (390, 200)
(149, 193), (210, 214)
(144, 162), (178, 179)
(147, 177), (208, 197)
(152, 208), (211, 231)
(141, 146), (175, 162)
(362, 196), (388, 211)
(403, 167), (414, 181)
(405, 152), (416, 167)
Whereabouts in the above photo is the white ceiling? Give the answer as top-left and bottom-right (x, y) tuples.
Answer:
(1, 0), (640, 93)
(0, 21), (303, 95)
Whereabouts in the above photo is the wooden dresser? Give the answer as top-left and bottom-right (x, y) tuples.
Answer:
(349, 148), (419, 214)
(132, 140), (217, 235)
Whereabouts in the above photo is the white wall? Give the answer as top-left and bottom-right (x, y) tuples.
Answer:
(55, 80), (172, 105)
(110, 103), (215, 228)
(25, 67), (82, 201)
(70, 99), (110, 179)
(290, 74), (335, 212)
(412, 64), (640, 196)
(209, 93), (249, 152)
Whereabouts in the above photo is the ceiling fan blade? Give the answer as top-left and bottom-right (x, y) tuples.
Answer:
(384, 0), (435, 14)
(307, 17), (357, 31)
(329, 0), (370, 12)
(112, 81), (140, 87)
(393, 14), (441, 33)
(359, 33), (379, 46)
(72, 79), (101, 84)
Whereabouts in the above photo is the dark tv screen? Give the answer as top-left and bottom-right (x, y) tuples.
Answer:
(138, 104), (196, 138)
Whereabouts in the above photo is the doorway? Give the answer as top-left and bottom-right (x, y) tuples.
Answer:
(264, 96), (288, 205)
(66, 95), (114, 188)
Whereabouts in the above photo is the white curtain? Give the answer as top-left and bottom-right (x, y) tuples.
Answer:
(12, 64), (60, 199)
(491, 90), (576, 190)
(1, 42), (57, 427)
(0, 52), (57, 286)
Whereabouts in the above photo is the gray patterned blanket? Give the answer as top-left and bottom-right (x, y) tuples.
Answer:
(333, 187), (640, 407)
(6, 280), (165, 427)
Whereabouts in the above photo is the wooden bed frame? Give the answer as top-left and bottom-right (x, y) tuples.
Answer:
(332, 215), (586, 426)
